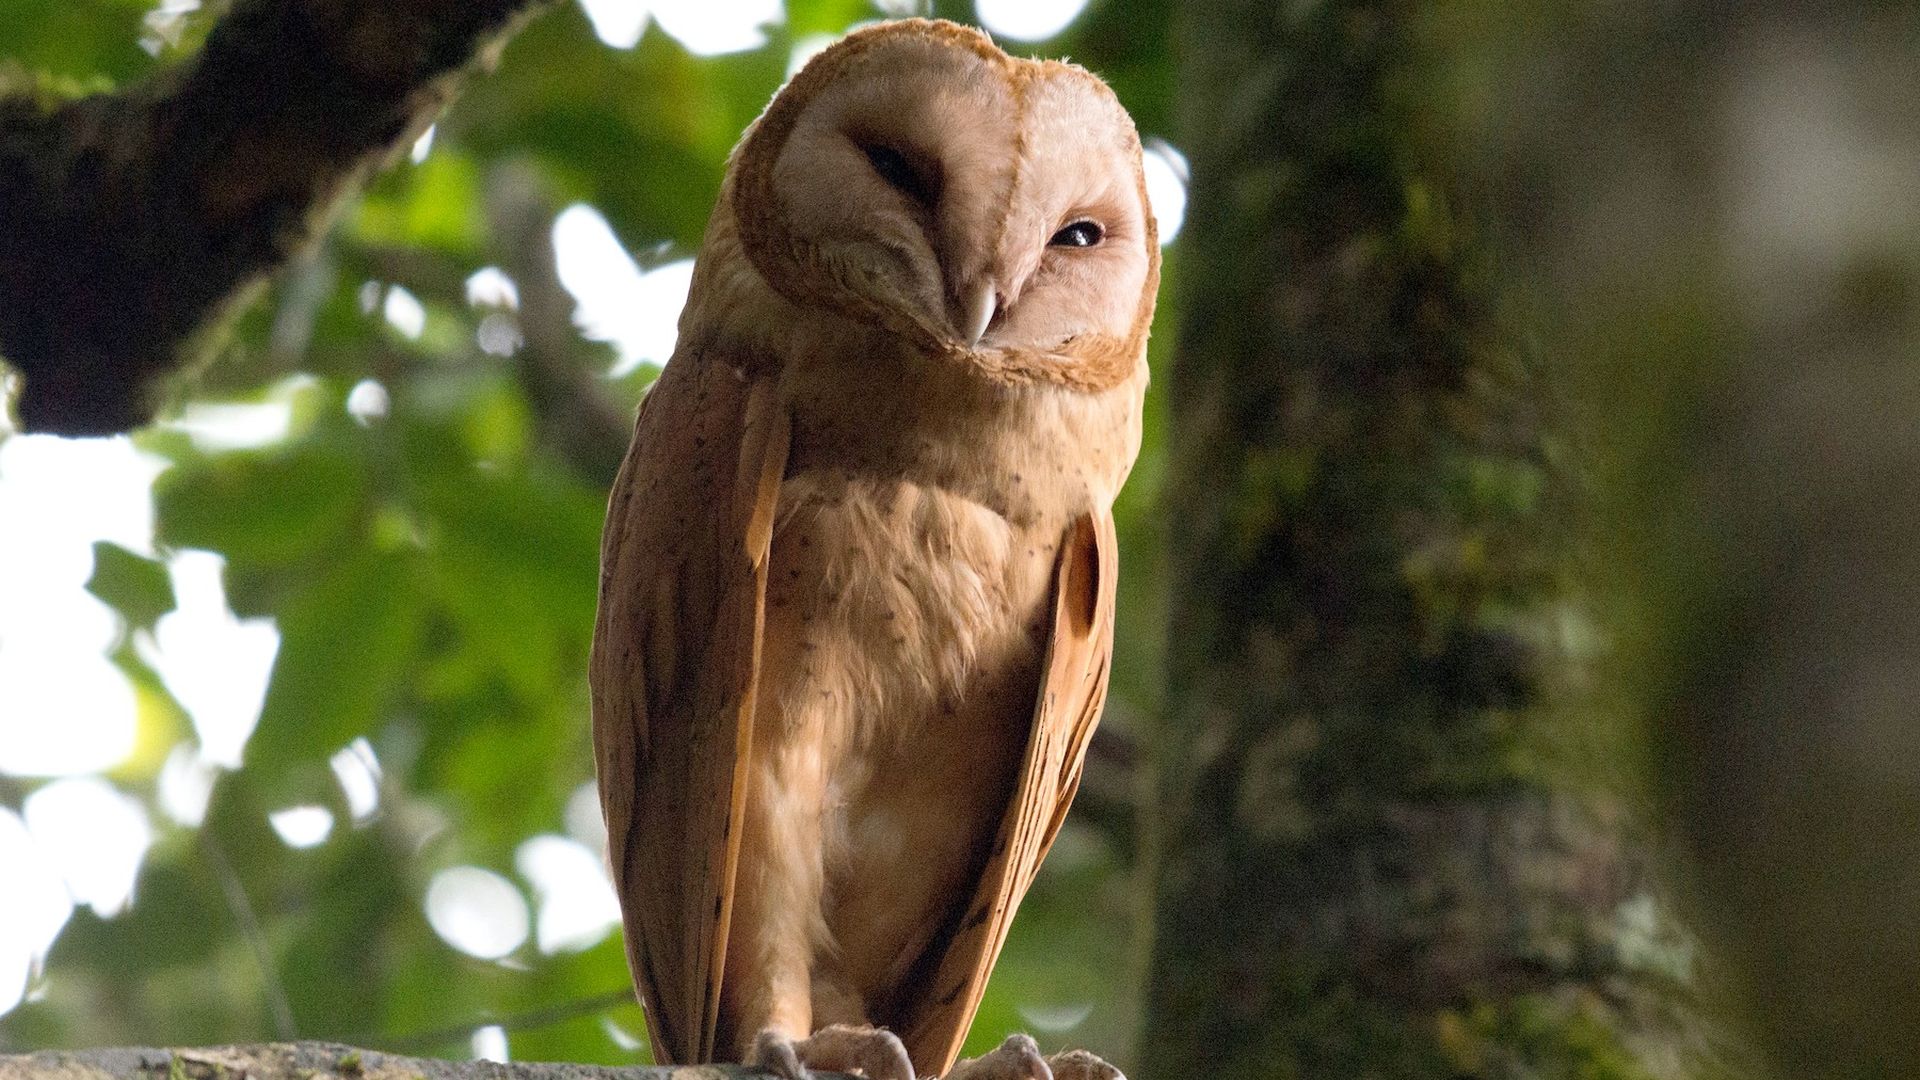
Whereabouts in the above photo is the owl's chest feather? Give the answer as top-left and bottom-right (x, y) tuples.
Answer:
(751, 333), (1136, 746)
(762, 466), (1060, 751)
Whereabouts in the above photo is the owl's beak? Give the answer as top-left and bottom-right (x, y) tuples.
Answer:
(961, 279), (998, 348)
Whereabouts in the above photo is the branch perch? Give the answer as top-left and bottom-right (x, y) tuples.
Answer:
(0, 1043), (853, 1080)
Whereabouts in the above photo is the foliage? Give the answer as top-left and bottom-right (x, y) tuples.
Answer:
(0, 0), (1175, 1068)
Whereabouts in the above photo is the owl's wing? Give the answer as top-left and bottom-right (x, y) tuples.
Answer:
(590, 350), (788, 1066)
(898, 508), (1119, 1076)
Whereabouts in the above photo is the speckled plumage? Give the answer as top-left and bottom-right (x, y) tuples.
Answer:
(589, 20), (1157, 1080)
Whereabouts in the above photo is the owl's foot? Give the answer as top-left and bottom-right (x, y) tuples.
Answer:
(1044, 1049), (1124, 1080)
(942, 1034), (1052, 1080)
(750, 1024), (916, 1080)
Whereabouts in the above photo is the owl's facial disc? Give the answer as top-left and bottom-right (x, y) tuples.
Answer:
(740, 22), (1157, 372)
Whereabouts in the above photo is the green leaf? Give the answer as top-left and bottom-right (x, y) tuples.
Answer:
(279, 826), (411, 1039)
(0, 0), (153, 85)
(353, 150), (486, 255)
(246, 549), (424, 778)
(156, 445), (366, 566)
(414, 464), (602, 701)
(785, 0), (876, 37)
(86, 541), (176, 630)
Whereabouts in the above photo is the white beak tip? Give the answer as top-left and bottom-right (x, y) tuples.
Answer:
(963, 283), (998, 348)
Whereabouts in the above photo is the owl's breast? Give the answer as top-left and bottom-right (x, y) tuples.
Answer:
(761, 468), (1060, 752)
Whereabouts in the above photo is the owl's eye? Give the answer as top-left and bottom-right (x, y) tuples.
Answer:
(1049, 221), (1104, 248)
(861, 143), (937, 205)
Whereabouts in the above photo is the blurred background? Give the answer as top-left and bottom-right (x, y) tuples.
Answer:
(0, 0), (1183, 1068)
(5, 2), (1920, 1079)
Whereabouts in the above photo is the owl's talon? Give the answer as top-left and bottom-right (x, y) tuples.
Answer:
(943, 1034), (1051, 1080)
(1044, 1049), (1122, 1080)
(803, 1024), (916, 1080)
(750, 1029), (811, 1080)
(753, 1024), (915, 1080)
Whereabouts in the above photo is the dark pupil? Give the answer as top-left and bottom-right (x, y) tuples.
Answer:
(1050, 221), (1103, 247)
(864, 144), (932, 204)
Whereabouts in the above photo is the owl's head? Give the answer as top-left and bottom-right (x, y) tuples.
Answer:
(729, 19), (1159, 389)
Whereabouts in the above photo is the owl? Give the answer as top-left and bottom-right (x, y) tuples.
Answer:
(589, 19), (1158, 1080)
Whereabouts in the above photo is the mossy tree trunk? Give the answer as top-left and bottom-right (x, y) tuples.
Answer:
(1138, 4), (1697, 1078)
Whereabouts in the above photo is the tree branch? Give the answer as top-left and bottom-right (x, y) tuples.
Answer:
(0, 1043), (849, 1080)
(483, 161), (636, 488)
(0, 0), (553, 435)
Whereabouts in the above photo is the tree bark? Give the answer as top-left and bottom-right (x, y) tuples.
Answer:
(1139, 3), (1698, 1077)
(0, 0), (550, 435)
(0, 1043), (828, 1080)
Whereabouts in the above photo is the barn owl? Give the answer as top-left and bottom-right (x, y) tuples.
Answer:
(589, 19), (1158, 1080)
